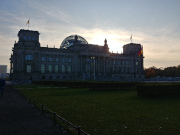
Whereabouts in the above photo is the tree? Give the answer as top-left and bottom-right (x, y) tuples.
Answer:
(164, 66), (177, 77)
(145, 65), (180, 78)
(145, 68), (155, 79)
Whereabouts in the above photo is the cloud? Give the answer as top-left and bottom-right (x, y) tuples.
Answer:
(1, 0), (180, 70)
(28, 1), (73, 24)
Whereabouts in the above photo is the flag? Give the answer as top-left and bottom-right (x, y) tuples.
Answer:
(26, 19), (29, 25)
(141, 47), (143, 55)
(138, 50), (141, 56)
(138, 47), (143, 57)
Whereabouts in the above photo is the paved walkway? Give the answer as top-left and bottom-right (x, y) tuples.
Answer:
(0, 84), (71, 135)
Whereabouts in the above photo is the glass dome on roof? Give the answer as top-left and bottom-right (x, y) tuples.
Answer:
(60, 35), (88, 49)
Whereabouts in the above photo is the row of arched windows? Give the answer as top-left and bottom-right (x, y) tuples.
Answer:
(110, 66), (130, 74)
(109, 60), (130, 65)
(40, 64), (71, 73)
(26, 55), (72, 63)
(41, 56), (72, 62)
(24, 36), (35, 41)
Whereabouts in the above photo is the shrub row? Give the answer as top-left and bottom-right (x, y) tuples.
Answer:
(136, 83), (180, 97)
(89, 82), (138, 91)
(32, 81), (90, 88)
(32, 81), (139, 90)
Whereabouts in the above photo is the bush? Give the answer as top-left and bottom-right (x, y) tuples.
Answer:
(89, 82), (138, 91)
(32, 81), (90, 88)
(32, 81), (139, 90)
(136, 83), (180, 97)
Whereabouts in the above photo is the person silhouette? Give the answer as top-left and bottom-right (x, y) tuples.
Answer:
(0, 78), (5, 96)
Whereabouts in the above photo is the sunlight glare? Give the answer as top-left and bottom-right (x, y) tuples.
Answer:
(90, 34), (123, 54)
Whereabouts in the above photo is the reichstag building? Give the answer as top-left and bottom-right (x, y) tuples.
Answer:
(10, 29), (144, 82)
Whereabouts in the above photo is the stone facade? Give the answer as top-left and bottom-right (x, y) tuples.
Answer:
(10, 29), (144, 82)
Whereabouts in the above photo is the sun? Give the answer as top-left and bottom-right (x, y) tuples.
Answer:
(90, 34), (123, 54)
(90, 34), (106, 45)
(108, 40), (123, 54)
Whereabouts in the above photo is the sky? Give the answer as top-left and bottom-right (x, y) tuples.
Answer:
(0, 0), (180, 72)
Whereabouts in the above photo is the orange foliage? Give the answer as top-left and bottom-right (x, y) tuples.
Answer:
(146, 68), (155, 79)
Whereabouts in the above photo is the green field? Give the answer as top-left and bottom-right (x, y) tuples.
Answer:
(15, 85), (180, 135)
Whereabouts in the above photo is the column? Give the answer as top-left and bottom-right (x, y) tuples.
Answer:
(35, 53), (38, 72)
(80, 56), (82, 72)
(21, 52), (24, 72)
(98, 57), (100, 75)
(103, 57), (105, 75)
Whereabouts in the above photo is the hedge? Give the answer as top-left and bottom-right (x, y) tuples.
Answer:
(32, 81), (90, 88)
(32, 81), (139, 90)
(88, 82), (138, 91)
(136, 83), (180, 97)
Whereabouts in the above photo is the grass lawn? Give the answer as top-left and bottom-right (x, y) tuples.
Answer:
(15, 84), (180, 135)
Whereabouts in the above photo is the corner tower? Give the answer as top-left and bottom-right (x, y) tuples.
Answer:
(123, 43), (142, 55)
(17, 29), (40, 47)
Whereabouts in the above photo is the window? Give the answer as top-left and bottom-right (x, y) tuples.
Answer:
(126, 61), (129, 65)
(68, 65), (71, 73)
(41, 64), (45, 73)
(127, 67), (130, 73)
(114, 67), (117, 74)
(55, 65), (58, 73)
(25, 55), (33, 60)
(48, 65), (52, 73)
(28, 36), (31, 40)
(62, 65), (65, 73)
(49, 57), (52, 62)
(118, 60), (120, 65)
(123, 67), (126, 73)
(114, 60), (116, 65)
(119, 67), (121, 74)
(32, 37), (35, 41)
(27, 65), (31, 73)
(69, 58), (72, 63)
(42, 57), (45, 61)
(113, 67), (115, 73)
(56, 58), (59, 62)
(24, 36), (27, 40)
(110, 67), (113, 73)
(62, 58), (65, 62)
(136, 61), (139, 66)
(136, 68), (139, 73)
